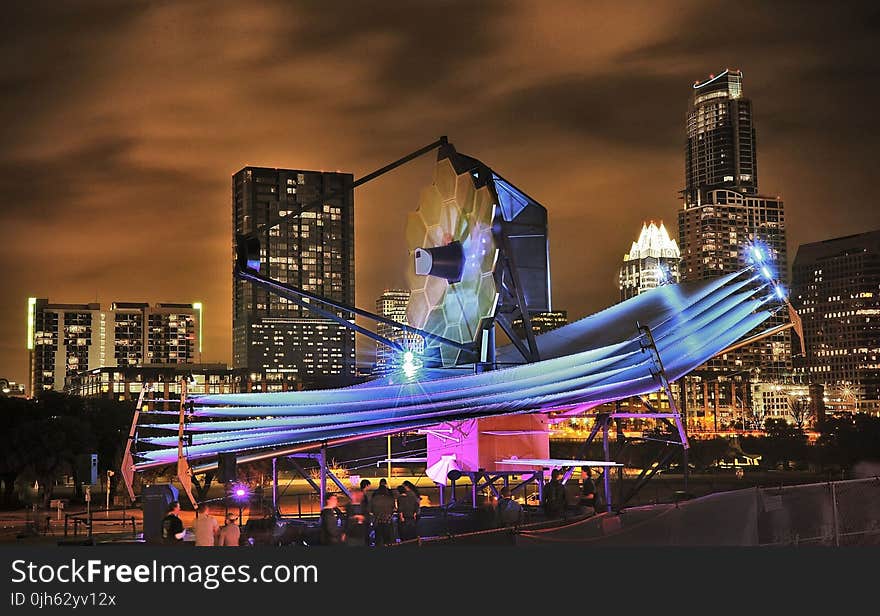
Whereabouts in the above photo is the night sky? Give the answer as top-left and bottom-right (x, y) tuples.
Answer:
(2, 1), (879, 384)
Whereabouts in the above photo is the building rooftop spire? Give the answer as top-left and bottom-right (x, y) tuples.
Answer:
(625, 221), (680, 261)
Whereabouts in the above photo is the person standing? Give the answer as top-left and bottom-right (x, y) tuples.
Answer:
(370, 482), (395, 547)
(402, 481), (421, 522)
(396, 485), (419, 541)
(192, 503), (219, 546)
(344, 489), (368, 547)
(359, 479), (373, 546)
(319, 494), (345, 546)
(563, 475), (583, 518)
(217, 513), (241, 546)
(161, 501), (185, 544)
(359, 479), (372, 504)
(542, 470), (566, 520)
(579, 467), (597, 514)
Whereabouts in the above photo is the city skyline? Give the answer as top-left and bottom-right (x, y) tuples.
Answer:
(3, 1), (880, 385)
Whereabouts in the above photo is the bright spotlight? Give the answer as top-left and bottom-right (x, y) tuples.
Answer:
(401, 350), (422, 379)
(232, 484), (248, 499)
(752, 246), (764, 262)
(761, 266), (772, 280)
(775, 285), (786, 300)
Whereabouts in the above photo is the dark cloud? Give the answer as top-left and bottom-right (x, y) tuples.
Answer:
(285, 1), (507, 96)
(481, 72), (684, 149)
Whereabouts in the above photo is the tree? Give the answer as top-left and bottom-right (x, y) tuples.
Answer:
(0, 392), (137, 508)
(0, 396), (31, 507)
(748, 404), (767, 431)
(787, 396), (811, 430)
(758, 418), (808, 470)
(817, 414), (880, 471)
(13, 415), (94, 507)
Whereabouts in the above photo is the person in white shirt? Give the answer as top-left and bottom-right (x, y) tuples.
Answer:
(192, 503), (220, 546)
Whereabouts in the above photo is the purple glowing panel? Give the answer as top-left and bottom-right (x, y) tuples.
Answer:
(131, 267), (786, 471)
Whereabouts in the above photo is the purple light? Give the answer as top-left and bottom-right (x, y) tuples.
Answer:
(235, 488), (246, 497)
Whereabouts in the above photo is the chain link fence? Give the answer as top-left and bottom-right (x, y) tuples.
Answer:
(416, 477), (880, 546)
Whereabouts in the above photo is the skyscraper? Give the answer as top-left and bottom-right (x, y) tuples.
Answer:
(677, 69), (790, 430)
(232, 167), (355, 391)
(27, 298), (201, 395)
(679, 69), (786, 282)
(373, 289), (423, 375)
(619, 221), (681, 301)
(685, 69), (756, 204)
(791, 231), (880, 414)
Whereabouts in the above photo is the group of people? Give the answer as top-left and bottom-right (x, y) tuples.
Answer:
(477, 467), (599, 528)
(161, 501), (242, 546)
(320, 478), (421, 547)
(541, 467), (601, 520)
(160, 468), (599, 546)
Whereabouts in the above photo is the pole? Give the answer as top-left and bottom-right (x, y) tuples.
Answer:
(272, 457), (279, 516)
(830, 481), (840, 547)
(387, 436), (392, 480)
(319, 446), (327, 506)
(105, 471), (110, 519)
(602, 415), (612, 513)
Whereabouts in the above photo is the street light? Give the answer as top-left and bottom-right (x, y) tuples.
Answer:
(105, 470), (114, 518)
(231, 483), (249, 527)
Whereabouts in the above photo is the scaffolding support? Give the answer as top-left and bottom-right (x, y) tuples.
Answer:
(285, 449), (351, 511)
(176, 379), (197, 509)
(602, 414), (612, 513)
(120, 383), (151, 503)
(638, 323), (689, 450)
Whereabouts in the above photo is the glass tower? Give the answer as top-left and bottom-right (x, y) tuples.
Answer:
(232, 167), (355, 391)
(685, 69), (756, 204)
(677, 69), (791, 431)
(792, 230), (880, 414)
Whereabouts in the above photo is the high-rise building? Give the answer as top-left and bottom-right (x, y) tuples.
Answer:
(679, 69), (787, 283)
(677, 69), (791, 429)
(232, 167), (355, 391)
(373, 289), (424, 375)
(791, 231), (880, 414)
(27, 298), (201, 395)
(512, 311), (568, 338)
(685, 69), (756, 204)
(619, 221), (681, 301)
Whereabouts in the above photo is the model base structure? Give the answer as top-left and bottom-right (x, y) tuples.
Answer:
(122, 266), (798, 507)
